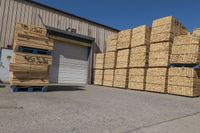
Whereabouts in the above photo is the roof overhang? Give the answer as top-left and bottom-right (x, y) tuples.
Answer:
(46, 26), (95, 47)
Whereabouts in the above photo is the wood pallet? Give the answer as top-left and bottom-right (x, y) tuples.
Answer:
(11, 86), (47, 92)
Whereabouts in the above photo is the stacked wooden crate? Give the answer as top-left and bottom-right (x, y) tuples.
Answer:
(146, 16), (188, 93)
(113, 29), (132, 88)
(94, 53), (105, 85)
(10, 23), (54, 87)
(168, 34), (200, 97)
(128, 25), (151, 90)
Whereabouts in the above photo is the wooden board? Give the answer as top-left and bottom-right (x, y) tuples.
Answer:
(94, 53), (104, 69)
(170, 35), (200, 64)
(168, 68), (200, 97)
(106, 34), (118, 52)
(103, 69), (114, 87)
(117, 29), (132, 50)
(94, 70), (103, 85)
(146, 68), (168, 93)
(113, 69), (128, 88)
(131, 25), (151, 47)
(150, 32), (175, 43)
(13, 52), (52, 65)
(104, 52), (116, 69)
(10, 63), (49, 72)
(116, 49), (130, 68)
(128, 68), (146, 90)
(129, 46), (149, 68)
(149, 42), (172, 67)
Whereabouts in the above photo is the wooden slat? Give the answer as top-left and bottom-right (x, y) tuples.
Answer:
(10, 63), (49, 72)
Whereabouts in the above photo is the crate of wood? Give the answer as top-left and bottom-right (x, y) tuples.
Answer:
(104, 52), (116, 69)
(168, 67), (200, 97)
(113, 69), (128, 88)
(117, 29), (132, 50)
(129, 46), (149, 68)
(128, 68), (146, 90)
(151, 16), (187, 43)
(10, 23), (54, 87)
(146, 68), (168, 93)
(94, 53), (105, 69)
(170, 35), (200, 64)
(131, 25), (151, 48)
(106, 34), (118, 52)
(116, 49), (130, 68)
(94, 70), (104, 85)
(103, 69), (114, 87)
(149, 42), (172, 67)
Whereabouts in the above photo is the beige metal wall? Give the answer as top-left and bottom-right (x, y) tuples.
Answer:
(0, 0), (118, 52)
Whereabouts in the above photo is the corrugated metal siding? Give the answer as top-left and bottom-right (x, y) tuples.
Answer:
(0, 0), (118, 52)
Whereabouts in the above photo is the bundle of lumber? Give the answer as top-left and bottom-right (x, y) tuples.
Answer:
(10, 23), (54, 87)
(129, 46), (149, 68)
(113, 69), (128, 88)
(117, 29), (132, 50)
(168, 68), (200, 97)
(170, 35), (200, 64)
(128, 68), (146, 90)
(93, 70), (104, 85)
(106, 34), (118, 52)
(94, 53), (105, 69)
(104, 52), (116, 69)
(103, 69), (114, 87)
(149, 42), (172, 67)
(146, 68), (168, 93)
(131, 25), (151, 48)
(192, 28), (200, 37)
(116, 49), (130, 68)
(150, 16), (187, 43)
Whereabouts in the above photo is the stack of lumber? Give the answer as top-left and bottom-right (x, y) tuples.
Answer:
(128, 68), (146, 90)
(117, 29), (132, 50)
(94, 53), (105, 85)
(106, 34), (118, 52)
(146, 68), (168, 93)
(103, 69), (114, 87)
(10, 23), (54, 87)
(193, 28), (200, 37)
(149, 42), (172, 67)
(170, 35), (200, 64)
(116, 49), (130, 68)
(113, 69), (128, 88)
(168, 68), (200, 97)
(94, 69), (104, 85)
(94, 53), (105, 69)
(129, 25), (150, 68)
(104, 52), (116, 69)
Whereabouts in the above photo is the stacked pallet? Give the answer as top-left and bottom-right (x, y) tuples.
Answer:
(94, 53), (104, 85)
(117, 29), (132, 50)
(10, 23), (54, 87)
(128, 25), (151, 90)
(146, 16), (188, 93)
(113, 69), (128, 88)
(168, 33), (200, 97)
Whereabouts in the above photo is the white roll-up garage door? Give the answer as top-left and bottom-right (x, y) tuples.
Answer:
(50, 41), (89, 84)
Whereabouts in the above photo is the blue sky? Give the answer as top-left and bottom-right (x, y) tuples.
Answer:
(34, 0), (200, 32)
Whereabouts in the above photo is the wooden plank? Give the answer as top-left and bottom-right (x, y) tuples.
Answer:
(13, 52), (52, 65)
(94, 70), (103, 85)
(94, 53), (104, 69)
(117, 29), (132, 50)
(104, 52), (116, 69)
(106, 34), (118, 52)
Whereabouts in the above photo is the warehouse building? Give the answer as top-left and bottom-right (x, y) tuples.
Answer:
(0, 0), (119, 84)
